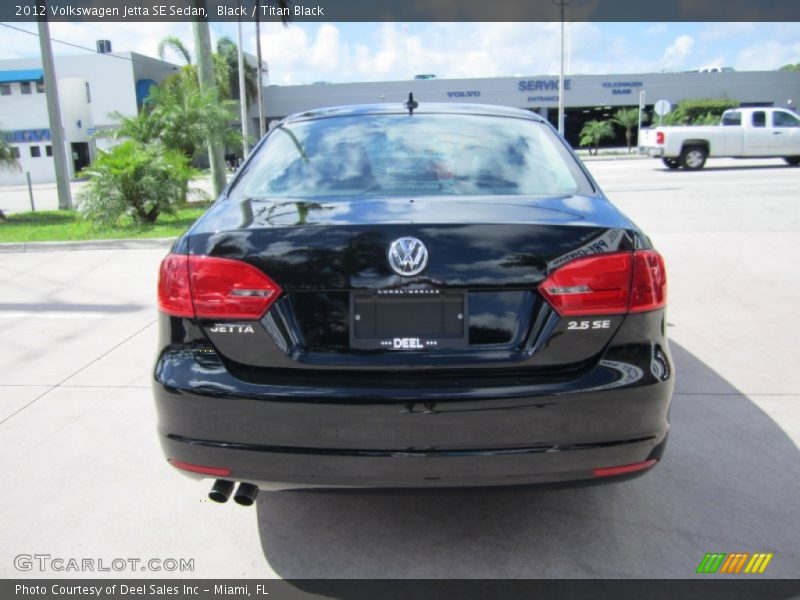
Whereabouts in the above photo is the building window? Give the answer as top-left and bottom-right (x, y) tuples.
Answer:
(36, 80), (45, 93)
(30, 146), (41, 158)
(21, 81), (32, 95)
(45, 145), (53, 157)
(0, 83), (10, 96)
(11, 147), (20, 159)
(85, 82), (91, 103)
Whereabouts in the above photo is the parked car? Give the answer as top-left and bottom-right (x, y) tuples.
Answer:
(154, 102), (673, 506)
(640, 107), (800, 169)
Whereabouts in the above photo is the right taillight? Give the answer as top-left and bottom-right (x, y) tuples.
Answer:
(539, 250), (666, 317)
(630, 250), (667, 313)
(656, 131), (665, 145)
(157, 254), (282, 320)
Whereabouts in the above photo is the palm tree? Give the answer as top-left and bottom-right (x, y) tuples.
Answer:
(0, 129), (19, 172)
(0, 129), (17, 219)
(111, 75), (240, 200)
(157, 35), (247, 103)
(146, 79), (240, 160)
(612, 108), (640, 153)
(255, 1), (292, 137)
(158, 35), (192, 65)
(216, 36), (258, 104)
(579, 120), (614, 155)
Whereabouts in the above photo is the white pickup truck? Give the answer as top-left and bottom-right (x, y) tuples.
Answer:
(640, 107), (800, 170)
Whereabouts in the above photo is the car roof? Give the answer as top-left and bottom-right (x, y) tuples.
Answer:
(284, 103), (547, 124)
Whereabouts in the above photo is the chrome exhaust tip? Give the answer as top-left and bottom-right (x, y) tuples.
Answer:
(208, 479), (235, 503)
(233, 482), (259, 506)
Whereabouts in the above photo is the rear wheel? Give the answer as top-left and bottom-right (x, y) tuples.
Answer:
(680, 146), (708, 170)
(784, 157), (800, 166)
(662, 158), (680, 170)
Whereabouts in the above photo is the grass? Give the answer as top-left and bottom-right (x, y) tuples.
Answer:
(0, 205), (209, 243)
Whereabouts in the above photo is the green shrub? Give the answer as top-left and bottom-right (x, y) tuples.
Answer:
(662, 98), (739, 125)
(78, 140), (197, 227)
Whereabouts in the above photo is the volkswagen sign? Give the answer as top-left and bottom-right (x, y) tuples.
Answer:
(388, 237), (429, 277)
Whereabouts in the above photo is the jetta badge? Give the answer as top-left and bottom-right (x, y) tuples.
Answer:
(388, 237), (429, 276)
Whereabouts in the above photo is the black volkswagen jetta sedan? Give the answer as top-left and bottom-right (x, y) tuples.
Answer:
(155, 102), (672, 505)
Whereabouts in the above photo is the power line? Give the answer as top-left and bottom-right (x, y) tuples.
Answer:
(0, 22), (137, 63)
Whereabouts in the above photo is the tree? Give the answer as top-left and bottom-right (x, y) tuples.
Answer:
(779, 63), (800, 71)
(216, 36), (258, 103)
(579, 120), (614, 155)
(612, 108), (640, 153)
(113, 76), (240, 161)
(255, 1), (292, 137)
(0, 129), (19, 172)
(0, 128), (17, 220)
(662, 98), (739, 125)
(110, 74), (240, 202)
(157, 35), (233, 102)
(158, 35), (192, 65)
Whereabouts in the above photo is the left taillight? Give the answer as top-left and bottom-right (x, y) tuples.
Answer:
(157, 254), (193, 318)
(157, 254), (282, 320)
(538, 250), (666, 317)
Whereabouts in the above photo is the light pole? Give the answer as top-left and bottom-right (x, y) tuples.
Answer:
(237, 17), (249, 159)
(254, 2), (265, 139)
(402, 25), (409, 79)
(637, 89), (646, 153)
(553, 0), (572, 136)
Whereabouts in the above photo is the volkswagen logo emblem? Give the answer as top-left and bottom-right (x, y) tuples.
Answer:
(388, 237), (429, 277)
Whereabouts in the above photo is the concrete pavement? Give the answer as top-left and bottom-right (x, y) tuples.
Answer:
(0, 157), (798, 579)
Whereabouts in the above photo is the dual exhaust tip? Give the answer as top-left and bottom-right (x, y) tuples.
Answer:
(209, 480), (258, 506)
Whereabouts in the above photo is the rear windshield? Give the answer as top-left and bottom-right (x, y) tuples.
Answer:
(229, 113), (594, 200)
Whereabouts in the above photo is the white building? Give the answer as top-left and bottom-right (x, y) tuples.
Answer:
(0, 45), (178, 185)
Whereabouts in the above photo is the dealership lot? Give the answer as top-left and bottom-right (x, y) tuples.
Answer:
(0, 157), (798, 578)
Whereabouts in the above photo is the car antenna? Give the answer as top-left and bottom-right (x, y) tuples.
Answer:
(404, 92), (418, 115)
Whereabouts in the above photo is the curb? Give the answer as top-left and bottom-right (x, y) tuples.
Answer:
(579, 154), (650, 162)
(0, 237), (176, 254)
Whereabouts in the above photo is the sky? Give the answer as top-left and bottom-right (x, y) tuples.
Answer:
(0, 21), (798, 84)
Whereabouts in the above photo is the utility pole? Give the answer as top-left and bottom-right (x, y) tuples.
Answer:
(37, 2), (72, 210)
(237, 18), (249, 159)
(553, 0), (572, 137)
(192, 2), (227, 196)
(254, 3), (266, 139)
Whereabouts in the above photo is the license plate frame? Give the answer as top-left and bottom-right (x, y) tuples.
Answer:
(349, 289), (468, 350)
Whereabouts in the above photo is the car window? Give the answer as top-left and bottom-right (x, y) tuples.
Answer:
(231, 113), (594, 200)
(721, 112), (741, 126)
(752, 112), (766, 128)
(773, 111), (800, 128)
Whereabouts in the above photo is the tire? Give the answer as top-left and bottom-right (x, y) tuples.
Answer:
(784, 157), (800, 166)
(679, 146), (708, 170)
(662, 158), (680, 170)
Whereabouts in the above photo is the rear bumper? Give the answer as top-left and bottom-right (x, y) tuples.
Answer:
(646, 147), (665, 157)
(161, 434), (667, 490)
(154, 344), (673, 490)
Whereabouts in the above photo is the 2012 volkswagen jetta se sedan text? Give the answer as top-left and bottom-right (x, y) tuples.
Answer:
(154, 102), (673, 505)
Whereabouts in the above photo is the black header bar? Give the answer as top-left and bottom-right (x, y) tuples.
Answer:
(3, 0), (800, 22)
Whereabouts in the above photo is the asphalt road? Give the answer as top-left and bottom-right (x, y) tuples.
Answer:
(0, 157), (798, 579)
